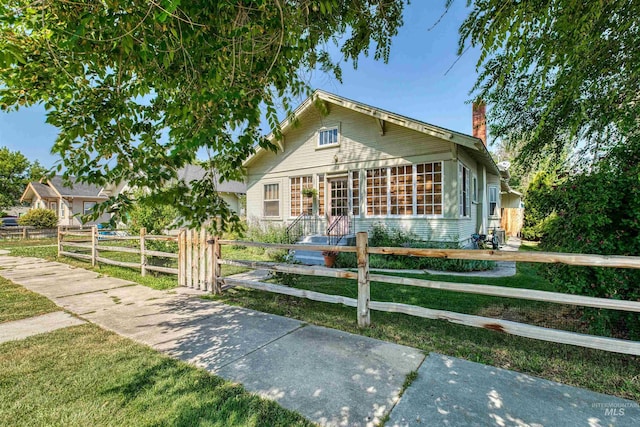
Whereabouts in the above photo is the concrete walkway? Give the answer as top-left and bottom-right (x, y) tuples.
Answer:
(1, 251), (638, 426)
(0, 312), (85, 344)
(0, 254), (423, 426)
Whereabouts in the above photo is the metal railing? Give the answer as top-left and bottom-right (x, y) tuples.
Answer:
(285, 212), (319, 243)
(327, 215), (351, 246)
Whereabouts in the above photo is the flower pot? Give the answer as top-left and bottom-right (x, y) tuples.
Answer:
(323, 255), (336, 268)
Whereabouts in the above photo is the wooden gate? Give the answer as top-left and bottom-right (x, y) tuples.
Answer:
(177, 228), (220, 293)
(501, 208), (524, 237)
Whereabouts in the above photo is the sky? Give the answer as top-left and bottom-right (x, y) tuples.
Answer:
(0, 1), (482, 170)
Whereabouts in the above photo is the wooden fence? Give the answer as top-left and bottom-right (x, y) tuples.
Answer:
(209, 232), (640, 356)
(58, 227), (216, 290)
(1, 226), (58, 239)
(58, 226), (180, 276)
(501, 207), (525, 237)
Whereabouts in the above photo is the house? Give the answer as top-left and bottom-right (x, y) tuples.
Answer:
(20, 176), (111, 226)
(244, 90), (507, 246)
(177, 165), (246, 215)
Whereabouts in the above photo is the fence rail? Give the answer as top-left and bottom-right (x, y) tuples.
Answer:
(0, 226), (58, 239)
(58, 226), (179, 276)
(211, 233), (640, 356)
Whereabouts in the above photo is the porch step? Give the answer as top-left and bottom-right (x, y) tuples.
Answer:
(291, 234), (355, 266)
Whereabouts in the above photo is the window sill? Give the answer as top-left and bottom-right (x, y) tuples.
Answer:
(315, 143), (340, 151)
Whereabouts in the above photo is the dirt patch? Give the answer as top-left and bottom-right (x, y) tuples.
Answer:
(477, 304), (589, 333)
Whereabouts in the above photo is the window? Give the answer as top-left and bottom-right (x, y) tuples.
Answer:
(458, 163), (471, 217)
(83, 201), (96, 216)
(366, 168), (388, 216)
(472, 176), (478, 203)
(489, 186), (499, 216)
(350, 170), (360, 216)
(390, 165), (413, 215)
(365, 162), (443, 217)
(290, 175), (313, 217)
(318, 127), (339, 147)
(60, 204), (66, 218)
(263, 184), (280, 217)
(416, 162), (443, 215)
(50, 202), (58, 217)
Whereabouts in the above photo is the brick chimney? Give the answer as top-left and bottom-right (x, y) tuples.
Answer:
(472, 101), (486, 145)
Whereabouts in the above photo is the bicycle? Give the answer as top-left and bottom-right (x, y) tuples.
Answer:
(471, 230), (499, 250)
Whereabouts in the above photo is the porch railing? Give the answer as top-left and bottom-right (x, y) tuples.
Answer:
(285, 212), (318, 243)
(327, 215), (351, 246)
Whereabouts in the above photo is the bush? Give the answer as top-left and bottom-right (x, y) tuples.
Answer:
(245, 222), (289, 244)
(335, 223), (496, 272)
(538, 140), (640, 338)
(17, 208), (57, 228)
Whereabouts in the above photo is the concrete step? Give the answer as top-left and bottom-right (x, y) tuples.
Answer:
(292, 234), (355, 265)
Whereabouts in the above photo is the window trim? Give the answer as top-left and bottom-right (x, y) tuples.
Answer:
(458, 162), (471, 218)
(289, 175), (313, 218)
(364, 162), (444, 219)
(489, 185), (499, 217)
(472, 175), (478, 203)
(262, 183), (281, 218)
(83, 201), (96, 216)
(316, 126), (340, 149)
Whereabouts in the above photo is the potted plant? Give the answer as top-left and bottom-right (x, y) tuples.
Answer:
(322, 250), (338, 268)
(301, 187), (317, 198)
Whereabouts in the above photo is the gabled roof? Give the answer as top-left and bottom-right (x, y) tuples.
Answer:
(243, 89), (500, 174)
(20, 176), (108, 202)
(48, 176), (107, 198)
(177, 165), (247, 194)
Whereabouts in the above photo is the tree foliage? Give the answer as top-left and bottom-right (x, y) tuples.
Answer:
(17, 208), (58, 228)
(0, 147), (47, 210)
(536, 141), (640, 338)
(458, 0), (640, 168)
(0, 0), (406, 232)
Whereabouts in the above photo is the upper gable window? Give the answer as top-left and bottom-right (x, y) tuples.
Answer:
(318, 127), (339, 147)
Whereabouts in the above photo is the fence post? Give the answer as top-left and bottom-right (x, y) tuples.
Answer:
(212, 235), (221, 295)
(91, 225), (97, 267)
(57, 226), (62, 257)
(140, 227), (147, 277)
(178, 229), (185, 287)
(199, 228), (206, 290)
(206, 231), (214, 292)
(22, 226), (27, 239)
(356, 231), (370, 327)
(186, 229), (193, 288)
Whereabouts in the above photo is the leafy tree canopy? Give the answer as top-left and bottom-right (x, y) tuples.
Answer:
(0, 147), (47, 210)
(0, 0), (406, 231)
(458, 0), (640, 169)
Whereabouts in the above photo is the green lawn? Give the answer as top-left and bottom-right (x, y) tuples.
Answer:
(0, 277), (59, 323)
(0, 325), (312, 427)
(3, 238), (639, 401)
(204, 242), (640, 402)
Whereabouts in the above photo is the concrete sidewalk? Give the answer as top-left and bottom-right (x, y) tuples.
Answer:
(1, 253), (638, 426)
(0, 254), (423, 426)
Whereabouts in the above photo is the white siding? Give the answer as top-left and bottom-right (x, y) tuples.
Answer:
(246, 103), (498, 244)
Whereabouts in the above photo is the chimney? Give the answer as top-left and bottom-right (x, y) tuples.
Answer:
(472, 101), (486, 145)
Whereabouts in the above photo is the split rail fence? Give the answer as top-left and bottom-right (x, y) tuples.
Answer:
(58, 227), (640, 356)
(58, 227), (215, 288)
(210, 232), (640, 356)
(1, 226), (58, 239)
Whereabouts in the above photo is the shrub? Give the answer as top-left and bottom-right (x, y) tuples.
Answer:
(538, 140), (640, 338)
(335, 223), (496, 272)
(245, 222), (289, 244)
(17, 208), (57, 228)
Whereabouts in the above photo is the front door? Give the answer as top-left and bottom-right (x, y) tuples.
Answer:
(328, 178), (349, 237)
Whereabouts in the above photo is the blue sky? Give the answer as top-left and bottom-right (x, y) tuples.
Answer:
(0, 1), (482, 169)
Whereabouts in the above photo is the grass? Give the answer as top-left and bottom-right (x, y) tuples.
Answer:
(0, 324), (313, 427)
(0, 276), (59, 323)
(203, 243), (640, 402)
(3, 238), (639, 401)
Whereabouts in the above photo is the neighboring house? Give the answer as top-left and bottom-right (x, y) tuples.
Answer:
(20, 176), (111, 226)
(177, 165), (247, 215)
(497, 162), (523, 209)
(244, 90), (507, 245)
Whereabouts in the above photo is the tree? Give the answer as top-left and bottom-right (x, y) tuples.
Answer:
(0, 147), (47, 210)
(457, 0), (640, 169)
(0, 0), (407, 232)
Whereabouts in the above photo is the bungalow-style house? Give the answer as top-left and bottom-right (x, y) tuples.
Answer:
(244, 90), (507, 246)
(177, 165), (247, 215)
(20, 176), (111, 226)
